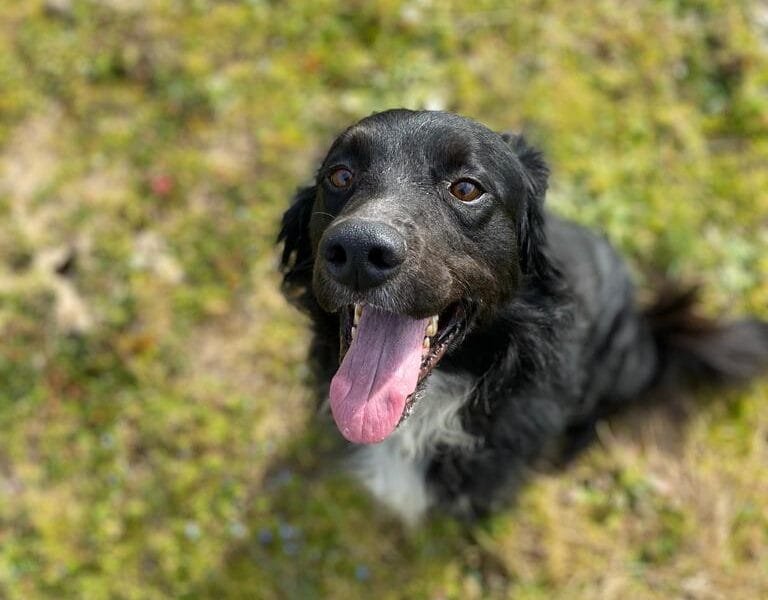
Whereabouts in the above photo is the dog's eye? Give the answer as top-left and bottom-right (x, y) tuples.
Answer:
(449, 179), (484, 202)
(328, 167), (354, 189)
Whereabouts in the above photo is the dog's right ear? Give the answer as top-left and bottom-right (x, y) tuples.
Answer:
(277, 185), (317, 291)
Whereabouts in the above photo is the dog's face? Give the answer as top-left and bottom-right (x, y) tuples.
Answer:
(279, 109), (550, 444)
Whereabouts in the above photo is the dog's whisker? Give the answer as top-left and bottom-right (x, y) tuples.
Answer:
(312, 211), (336, 221)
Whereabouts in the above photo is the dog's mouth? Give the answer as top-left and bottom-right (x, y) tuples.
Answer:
(328, 302), (465, 444)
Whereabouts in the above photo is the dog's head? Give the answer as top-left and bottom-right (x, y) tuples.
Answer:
(279, 109), (551, 444)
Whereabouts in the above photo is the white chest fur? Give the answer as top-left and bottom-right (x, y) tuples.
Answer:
(347, 371), (476, 525)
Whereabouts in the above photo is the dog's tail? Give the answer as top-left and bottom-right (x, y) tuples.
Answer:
(644, 286), (768, 387)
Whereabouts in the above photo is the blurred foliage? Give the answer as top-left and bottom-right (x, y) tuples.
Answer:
(0, 0), (766, 598)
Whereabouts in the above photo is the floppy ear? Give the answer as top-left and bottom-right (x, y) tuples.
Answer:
(277, 185), (317, 292)
(501, 133), (553, 281)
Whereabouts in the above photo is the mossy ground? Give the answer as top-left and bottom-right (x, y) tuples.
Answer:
(0, 1), (766, 598)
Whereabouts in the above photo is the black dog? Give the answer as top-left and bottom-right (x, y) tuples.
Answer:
(278, 109), (768, 524)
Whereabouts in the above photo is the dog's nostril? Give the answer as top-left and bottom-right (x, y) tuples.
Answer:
(325, 244), (347, 266)
(368, 246), (396, 270)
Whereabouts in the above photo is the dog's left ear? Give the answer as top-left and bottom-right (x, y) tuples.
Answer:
(277, 185), (317, 292)
(501, 133), (553, 280)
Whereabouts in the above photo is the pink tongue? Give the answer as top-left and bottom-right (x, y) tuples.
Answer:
(329, 307), (428, 444)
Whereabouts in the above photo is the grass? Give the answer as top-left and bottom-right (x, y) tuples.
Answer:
(0, 1), (766, 598)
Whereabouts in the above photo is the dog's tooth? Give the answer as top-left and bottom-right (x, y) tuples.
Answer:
(353, 303), (363, 325)
(426, 315), (438, 337)
(422, 336), (430, 351)
(351, 325), (357, 340)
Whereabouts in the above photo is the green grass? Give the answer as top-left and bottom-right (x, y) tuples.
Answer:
(1, 1), (767, 598)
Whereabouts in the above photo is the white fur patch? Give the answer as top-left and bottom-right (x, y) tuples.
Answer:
(348, 371), (476, 525)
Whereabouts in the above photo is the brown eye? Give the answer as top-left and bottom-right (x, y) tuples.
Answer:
(449, 179), (484, 202)
(328, 167), (354, 189)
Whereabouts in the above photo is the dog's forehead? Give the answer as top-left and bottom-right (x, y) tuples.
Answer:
(327, 111), (507, 173)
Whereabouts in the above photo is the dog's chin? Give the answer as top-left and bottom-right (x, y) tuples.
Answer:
(326, 301), (467, 444)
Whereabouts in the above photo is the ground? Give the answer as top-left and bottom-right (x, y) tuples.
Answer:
(0, 1), (767, 598)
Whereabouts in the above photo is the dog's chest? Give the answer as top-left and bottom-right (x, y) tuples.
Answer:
(348, 371), (475, 525)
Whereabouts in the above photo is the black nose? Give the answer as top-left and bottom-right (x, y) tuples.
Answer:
(320, 219), (406, 290)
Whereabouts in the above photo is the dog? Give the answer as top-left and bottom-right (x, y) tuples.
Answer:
(278, 109), (768, 525)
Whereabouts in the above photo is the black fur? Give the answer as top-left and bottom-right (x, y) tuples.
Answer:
(278, 109), (768, 519)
